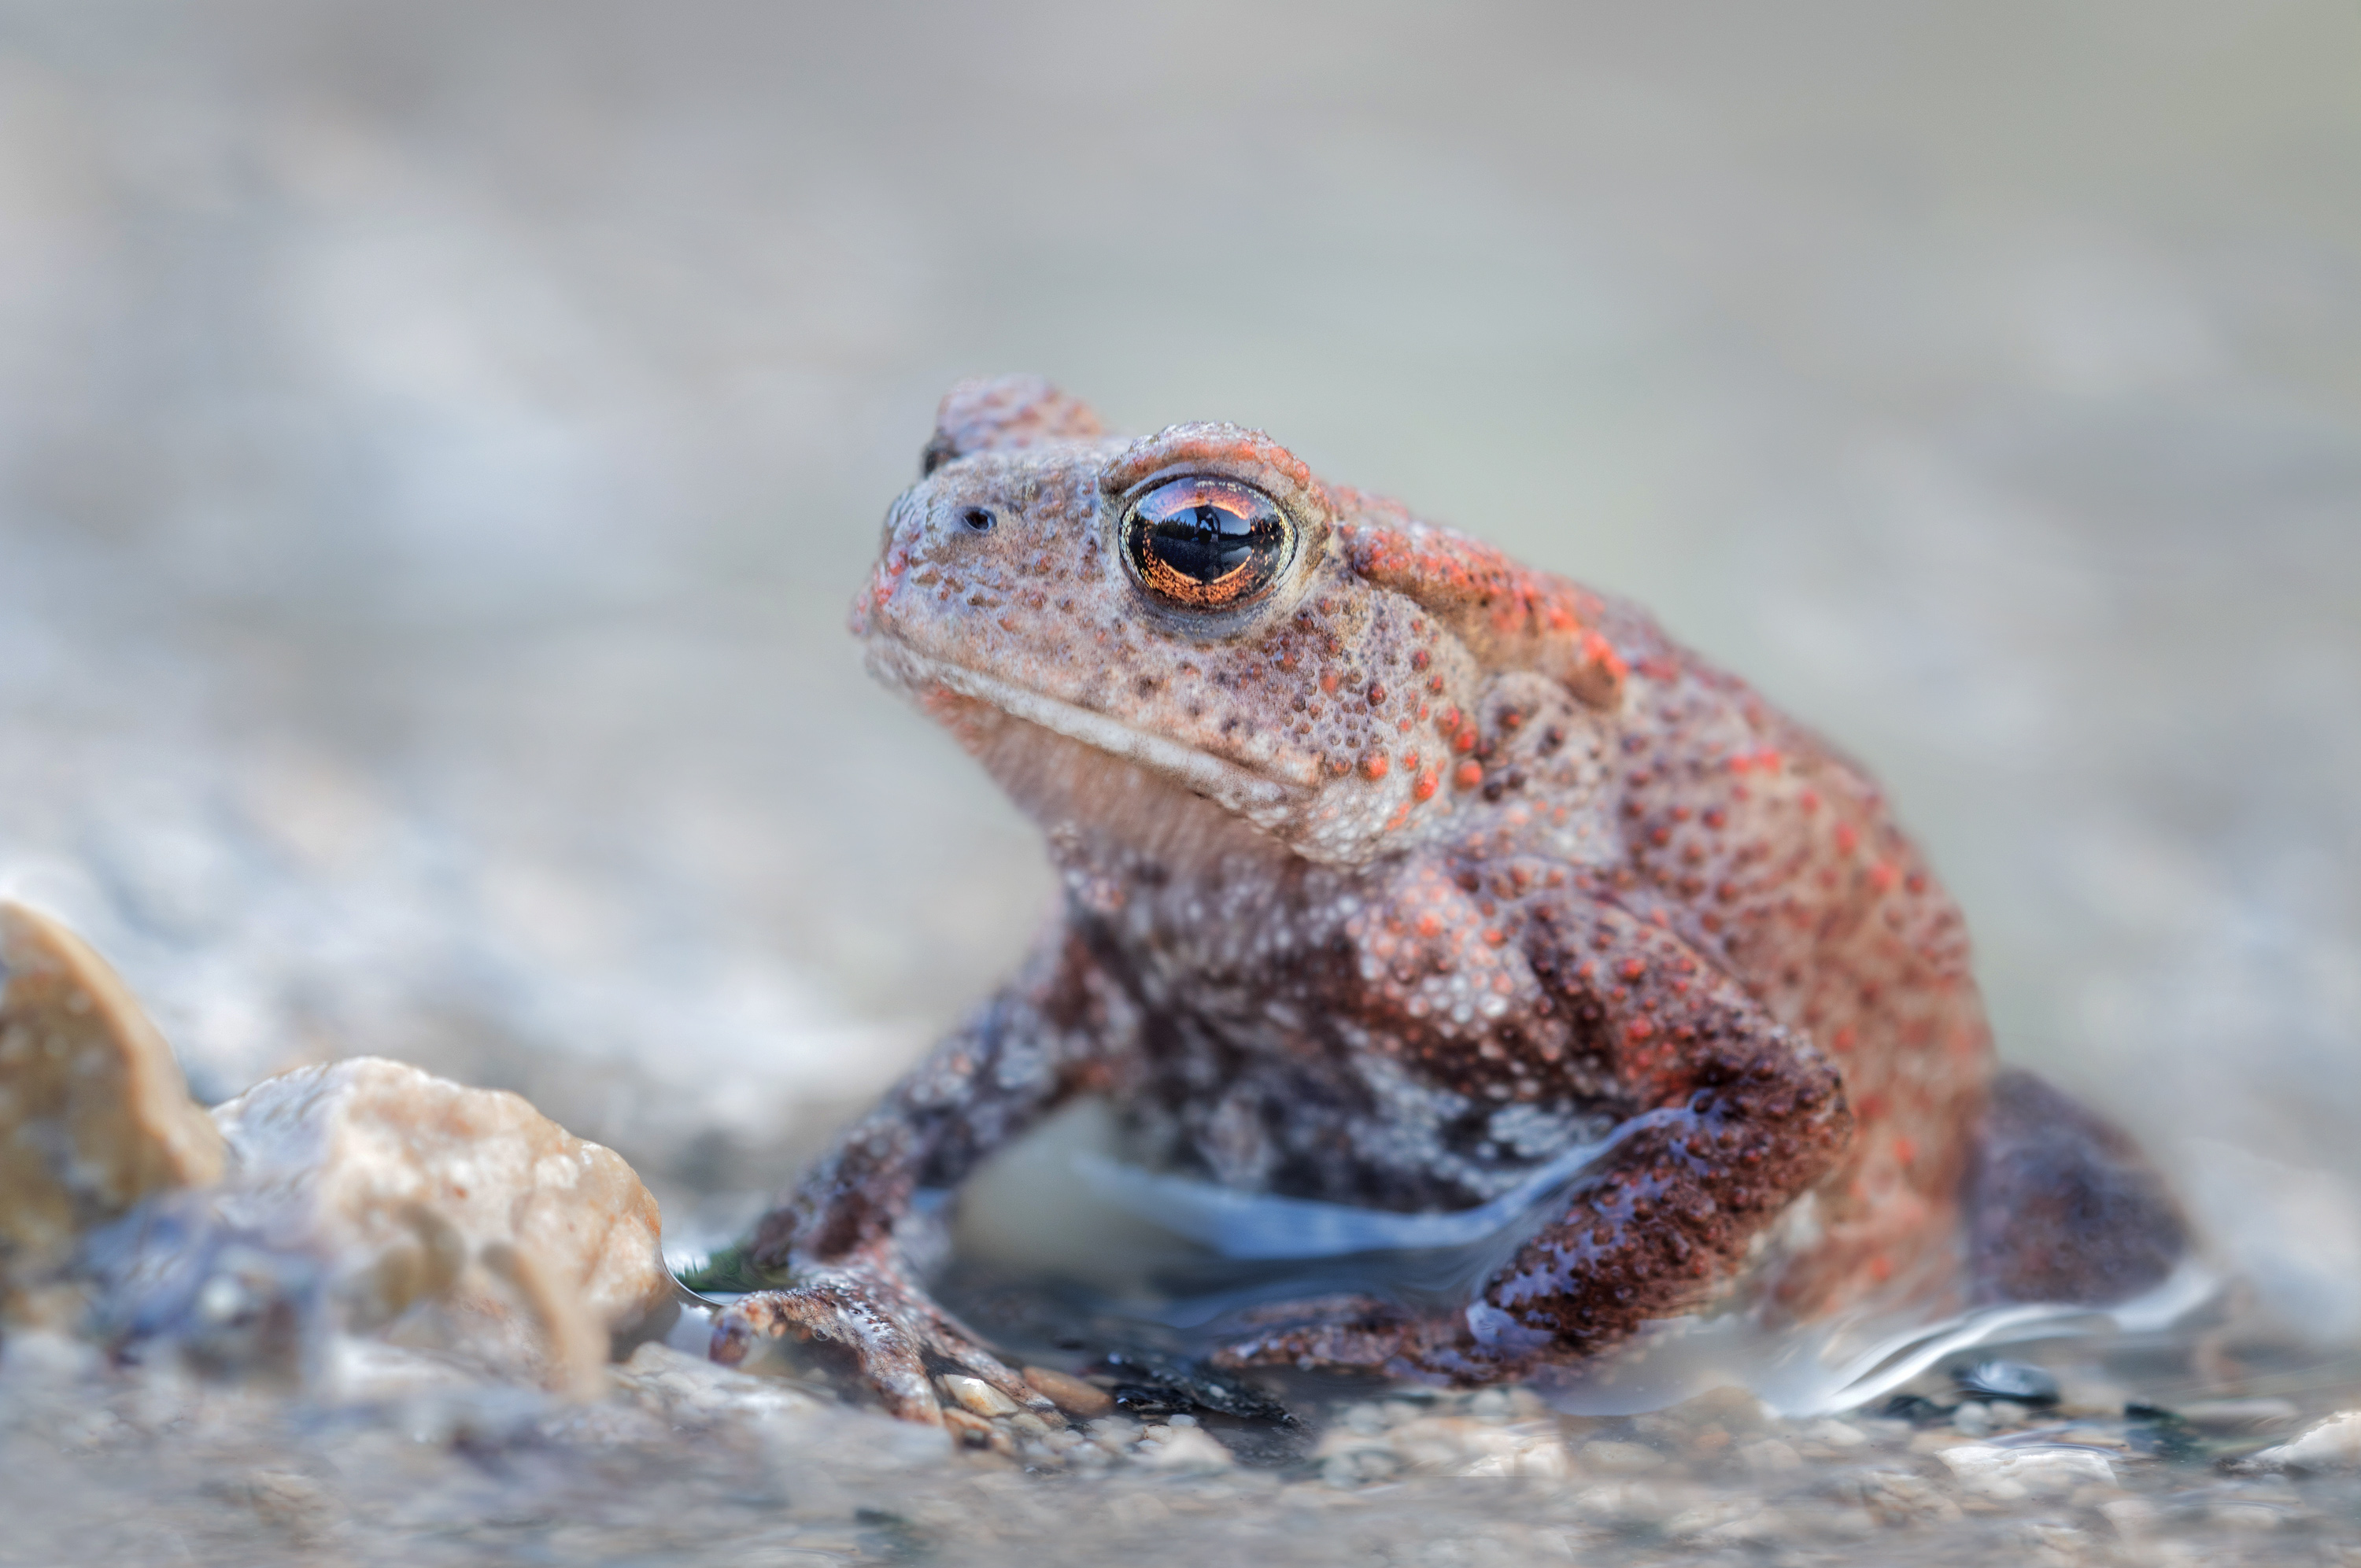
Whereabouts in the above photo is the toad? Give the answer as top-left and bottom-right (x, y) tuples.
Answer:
(711, 377), (2186, 1422)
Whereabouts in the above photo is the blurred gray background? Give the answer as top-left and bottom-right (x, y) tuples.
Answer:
(1, 2), (2355, 1332)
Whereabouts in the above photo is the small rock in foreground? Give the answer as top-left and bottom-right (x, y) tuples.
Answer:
(0, 902), (227, 1322)
(0, 900), (675, 1394)
(2239, 1410), (2361, 1473)
(207, 1056), (679, 1393)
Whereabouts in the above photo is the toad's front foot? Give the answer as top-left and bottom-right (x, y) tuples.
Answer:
(708, 1253), (1055, 1426)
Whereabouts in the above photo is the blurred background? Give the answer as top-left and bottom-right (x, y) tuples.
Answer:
(1, 2), (2355, 1338)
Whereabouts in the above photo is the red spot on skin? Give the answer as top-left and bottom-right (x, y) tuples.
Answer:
(1362, 752), (1390, 781)
(1868, 861), (1897, 892)
(1320, 671), (1340, 695)
(1342, 520), (1628, 704)
(1416, 913), (1444, 939)
(1454, 761), (1483, 790)
(1619, 959), (1646, 980)
(1403, 750), (1421, 770)
(1428, 675), (1446, 694)
(1868, 1254), (1894, 1283)
(1799, 790), (1822, 814)
(1368, 682), (1387, 707)
(1834, 822), (1858, 854)
(1500, 710), (1522, 729)
(1454, 729), (1479, 754)
(1894, 1136), (1916, 1167)
(1831, 1025), (1856, 1053)
(1483, 928), (1506, 946)
(1413, 771), (1440, 802)
(1410, 648), (1430, 670)
(1438, 706), (1461, 732)
(1626, 1018), (1656, 1042)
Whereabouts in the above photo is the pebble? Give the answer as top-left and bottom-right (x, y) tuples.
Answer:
(208, 1057), (677, 1393)
(1022, 1364), (1113, 1419)
(0, 902), (227, 1315)
(1801, 1417), (1869, 1448)
(940, 1374), (1021, 1419)
(2241, 1409), (2361, 1472)
(1938, 1442), (2115, 1500)
(1738, 1437), (1804, 1476)
(1133, 1424), (1234, 1471)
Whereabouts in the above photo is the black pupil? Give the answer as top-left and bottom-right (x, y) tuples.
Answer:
(1134, 480), (1282, 583)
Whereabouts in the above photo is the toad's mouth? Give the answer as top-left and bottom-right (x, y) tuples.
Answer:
(864, 640), (1309, 826)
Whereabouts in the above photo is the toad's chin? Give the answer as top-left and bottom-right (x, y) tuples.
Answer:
(862, 637), (1312, 845)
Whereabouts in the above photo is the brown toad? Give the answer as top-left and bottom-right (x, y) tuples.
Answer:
(710, 376), (2186, 1422)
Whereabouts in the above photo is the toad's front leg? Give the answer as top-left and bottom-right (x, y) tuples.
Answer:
(711, 932), (1134, 1423)
(1215, 902), (1853, 1382)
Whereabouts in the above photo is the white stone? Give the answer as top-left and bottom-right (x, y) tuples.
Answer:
(1133, 1424), (1234, 1471)
(1938, 1442), (2116, 1499)
(2245, 1410), (2361, 1472)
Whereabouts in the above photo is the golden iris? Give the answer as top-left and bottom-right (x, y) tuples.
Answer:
(1122, 477), (1292, 611)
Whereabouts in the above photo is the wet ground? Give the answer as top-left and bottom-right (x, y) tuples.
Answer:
(6, 1323), (2361, 1566)
(2, 0), (2359, 1561)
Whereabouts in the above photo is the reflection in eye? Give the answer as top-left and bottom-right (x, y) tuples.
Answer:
(1123, 477), (1293, 611)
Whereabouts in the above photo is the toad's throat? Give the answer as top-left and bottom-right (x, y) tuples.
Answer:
(865, 640), (1309, 824)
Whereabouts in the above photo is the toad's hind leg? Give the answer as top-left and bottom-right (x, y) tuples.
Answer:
(1965, 1068), (2189, 1308)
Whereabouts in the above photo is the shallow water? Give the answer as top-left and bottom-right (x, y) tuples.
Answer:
(2, 0), (2359, 1561)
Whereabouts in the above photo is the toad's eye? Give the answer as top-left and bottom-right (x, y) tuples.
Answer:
(1122, 477), (1293, 611)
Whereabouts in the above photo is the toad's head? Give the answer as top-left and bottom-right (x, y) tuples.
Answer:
(852, 376), (1621, 869)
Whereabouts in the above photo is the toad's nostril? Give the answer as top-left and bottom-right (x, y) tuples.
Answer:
(960, 507), (996, 534)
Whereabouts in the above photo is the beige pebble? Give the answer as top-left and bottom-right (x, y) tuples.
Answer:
(1022, 1364), (1113, 1419)
(211, 1057), (674, 1395)
(941, 1405), (1006, 1451)
(1738, 1437), (1803, 1476)
(1801, 1418), (1869, 1448)
(940, 1374), (1020, 1418)
(0, 902), (227, 1315)
(1134, 1425), (1234, 1471)
(1853, 1469), (1963, 1526)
